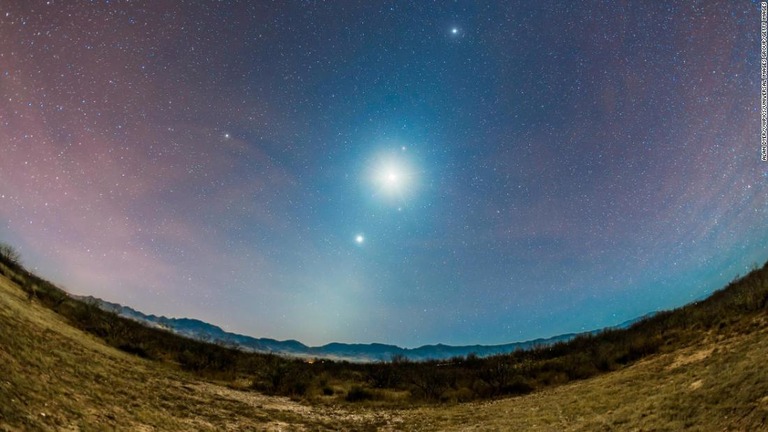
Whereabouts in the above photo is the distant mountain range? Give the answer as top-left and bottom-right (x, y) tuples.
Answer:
(75, 295), (654, 362)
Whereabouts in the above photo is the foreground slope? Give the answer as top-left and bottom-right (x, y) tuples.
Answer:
(0, 274), (403, 431)
(407, 315), (768, 431)
(1, 268), (767, 430)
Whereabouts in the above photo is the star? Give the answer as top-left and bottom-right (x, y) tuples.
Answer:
(451, 27), (459, 35)
(355, 234), (365, 244)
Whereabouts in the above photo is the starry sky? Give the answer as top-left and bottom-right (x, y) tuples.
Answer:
(1, 1), (766, 348)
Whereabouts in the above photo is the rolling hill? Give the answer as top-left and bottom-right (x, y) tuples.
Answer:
(1, 256), (767, 430)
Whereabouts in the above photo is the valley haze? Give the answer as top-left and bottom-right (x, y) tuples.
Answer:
(79, 294), (653, 362)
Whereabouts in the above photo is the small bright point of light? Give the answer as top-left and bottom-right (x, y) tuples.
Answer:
(355, 234), (365, 244)
(224, 133), (230, 139)
(451, 27), (458, 34)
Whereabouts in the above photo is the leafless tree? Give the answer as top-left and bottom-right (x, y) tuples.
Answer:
(0, 242), (21, 267)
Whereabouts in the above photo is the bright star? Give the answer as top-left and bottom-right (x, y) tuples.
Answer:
(355, 234), (365, 244)
(451, 27), (459, 35)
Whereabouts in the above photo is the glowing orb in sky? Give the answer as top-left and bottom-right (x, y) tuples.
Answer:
(355, 234), (365, 244)
(384, 168), (401, 186)
(368, 151), (417, 201)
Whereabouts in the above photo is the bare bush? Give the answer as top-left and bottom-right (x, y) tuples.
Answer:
(0, 242), (21, 267)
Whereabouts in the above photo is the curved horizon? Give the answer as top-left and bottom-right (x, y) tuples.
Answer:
(1, 1), (766, 347)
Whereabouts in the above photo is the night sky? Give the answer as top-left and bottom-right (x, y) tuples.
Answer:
(1, 1), (766, 348)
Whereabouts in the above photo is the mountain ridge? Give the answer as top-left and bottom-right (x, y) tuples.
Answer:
(75, 294), (653, 362)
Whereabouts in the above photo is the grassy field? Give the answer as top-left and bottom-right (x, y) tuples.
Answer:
(1, 268), (767, 430)
(405, 316), (768, 431)
(0, 271), (413, 431)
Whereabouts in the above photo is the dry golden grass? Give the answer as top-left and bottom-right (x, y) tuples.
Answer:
(404, 320), (768, 431)
(0, 274), (403, 431)
(1, 272), (767, 431)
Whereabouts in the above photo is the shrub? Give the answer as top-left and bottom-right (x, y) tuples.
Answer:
(0, 243), (22, 267)
(346, 385), (374, 402)
(118, 343), (151, 358)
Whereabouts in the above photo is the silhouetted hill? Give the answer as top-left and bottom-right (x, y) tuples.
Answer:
(74, 294), (653, 362)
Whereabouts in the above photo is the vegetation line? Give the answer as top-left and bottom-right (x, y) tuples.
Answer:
(1, 242), (766, 405)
